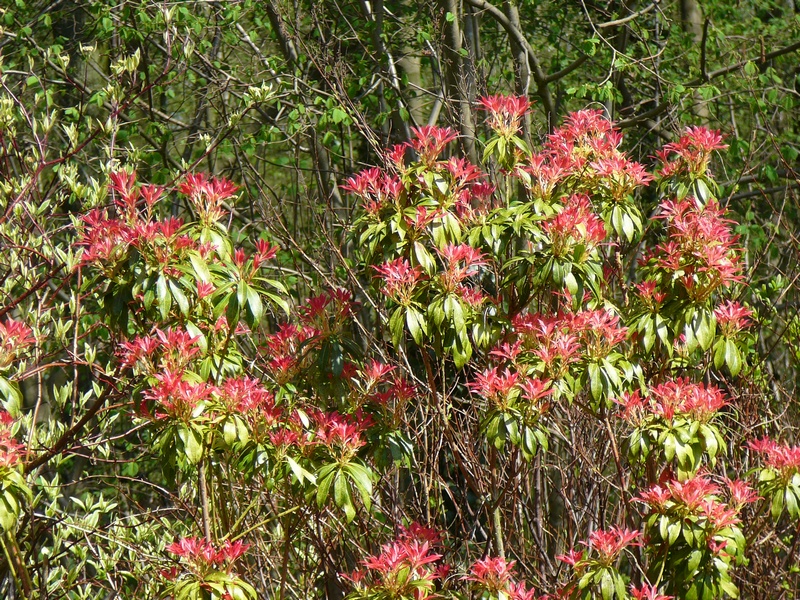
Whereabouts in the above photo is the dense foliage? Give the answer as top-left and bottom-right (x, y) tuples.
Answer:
(1, 1), (800, 599)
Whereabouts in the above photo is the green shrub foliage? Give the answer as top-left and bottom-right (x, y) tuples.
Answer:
(1, 90), (797, 600)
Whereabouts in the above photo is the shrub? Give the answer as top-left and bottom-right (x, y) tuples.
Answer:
(1, 94), (795, 599)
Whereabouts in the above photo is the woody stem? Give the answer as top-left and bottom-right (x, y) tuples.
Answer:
(199, 460), (212, 541)
(490, 447), (505, 559)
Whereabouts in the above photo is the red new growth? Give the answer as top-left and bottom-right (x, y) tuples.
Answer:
(373, 258), (425, 305)
(166, 537), (250, 578)
(0, 318), (35, 368)
(583, 527), (641, 564)
(477, 94), (531, 137)
(630, 584), (674, 600)
(409, 125), (459, 164)
(464, 556), (517, 591)
(748, 437), (800, 480)
(0, 410), (24, 469)
(714, 300), (753, 336)
(657, 126), (727, 178)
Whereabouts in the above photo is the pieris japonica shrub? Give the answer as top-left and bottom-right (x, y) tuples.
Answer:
(1, 92), (797, 600)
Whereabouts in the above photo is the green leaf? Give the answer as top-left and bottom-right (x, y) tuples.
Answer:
(667, 522), (681, 545)
(659, 515), (669, 540)
(344, 462), (373, 510)
(720, 579), (739, 598)
(188, 252), (212, 282)
(693, 309), (716, 351)
(246, 286), (263, 325)
(764, 165), (779, 184)
(681, 525), (702, 547)
(786, 486), (799, 519)
(725, 339), (742, 376)
(676, 441), (695, 470)
(389, 307), (405, 347)
(157, 274), (171, 321)
(687, 549), (703, 573)
(333, 471), (356, 522)
(330, 340), (345, 377)
(564, 271), (578, 296)
(331, 107), (348, 124)
(316, 466), (336, 508)
(713, 339), (727, 370)
(521, 426), (538, 459)
(287, 456), (316, 485)
(434, 174), (449, 196)
(588, 362), (602, 400)
(169, 280), (190, 316)
(694, 179), (712, 204)
(614, 572), (627, 600)
(611, 205), (623, 236)
(602, 359), (621, 388)
(406, 308), (426, 345)
(702, 425), (719, 460)
(497, 136), (507, 159)
(446, 295), (466, 335)
(642, 317), (655, 352)
(264, 291), (290, 316)
(655, 314), (670, 347)
(226, 291), (240, 327)
(234, 581), (258, 600)
(185, 322), (207, 353)
(0, 495), (19, 532)
(771, 489), (785, 520)
(621, 211), (635, 242)
(223, 419), (237, 445)
(413, 241), (435, 274)
(175, 580), (198, 600)
(0, 377), (22, 416)
(178, 425), (203, 464)
(237, 280), (248, 308)
(663, 433), (677, 462)
(483, 138), (499, 163)
(600, 570), (614, 600)
(452, 332), (472, 368)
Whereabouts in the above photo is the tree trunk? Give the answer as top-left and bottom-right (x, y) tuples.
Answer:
(502, 1), (532, 145)
(438, 0), (478, 162)
(680, 0), (710, 122)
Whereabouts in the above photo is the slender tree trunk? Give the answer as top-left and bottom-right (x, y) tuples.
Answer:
(438, 0), (478, 162)
(680, 0), (710, 122)
(396, 48), (425, 125)
(502, 1), (532, 145)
